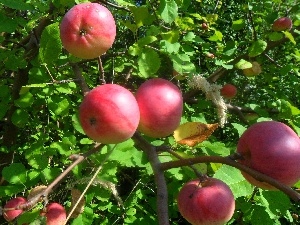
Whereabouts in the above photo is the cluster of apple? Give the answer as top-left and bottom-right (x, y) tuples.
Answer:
(177, 120), (300, 224)
(3, 197), (66, 224)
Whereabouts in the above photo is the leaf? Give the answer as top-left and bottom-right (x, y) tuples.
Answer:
(231, 123), (247, 137)
(39, 23), (62, 64)
(0, 0), (34, 10)
(248, 40), (267, 57)
(11, 108), (29, 127)
(158, 0), (178, 24)
(174, 122), (218, 147)
(2, 163), (27, 184)
(213, 165), (253, 198)
(160, 40), (181, 54)
(41, 167), (62, 184)
(235, 59), (252, 69)
(128, 5), (153, 27)
(14, 91), (34, 108)
(137, 36), (157, 46)
(284, 31), (296, 45)
(232, 19), (246, 30)
(70, 188), (85, 218)
(208, 30), (223, 41)
(47, 95), (70, 116)
(137, 48), (161, 78)
(0, 14), (19, 32)
(161, 30), (180, 43)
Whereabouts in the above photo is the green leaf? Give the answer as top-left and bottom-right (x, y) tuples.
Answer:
(215, 59), (233, 69)
(72, 113), (85, 134)
(250, 205), (278, 225)
(14, 91), (34, 108)
(213, 165), (253, 198)
(159, 0), (178, 24)
(232, 19), (246, 30)
(248, 40), (267, 57)
(39, 23), (62, 64)
(129, 5), (153, 27)
(235, 59), (252, 69)
(161, 30), (180, 43)
(11, 108), (29, 127)
(200, 141), (231, 156)
(41, 167), (62, 184)
(268, 32), (284, 41)
(2, 163), (27, 184)
(47, 95), (70, 116)
(0, 14), (18, 32)
(231, 123), (247, 137)
(0, 0), (34, 10)
(137, 36), (158, 46)
(208, 30), (223, 42)
(137, 48), (161, 78)
(160, 40), (180, 54)
(283, 31), (296, 45)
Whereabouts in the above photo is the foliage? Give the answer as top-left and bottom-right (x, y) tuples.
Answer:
(0, 0), (300, 224)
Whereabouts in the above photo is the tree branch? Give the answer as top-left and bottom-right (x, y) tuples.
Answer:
(160, 155), (300, 202)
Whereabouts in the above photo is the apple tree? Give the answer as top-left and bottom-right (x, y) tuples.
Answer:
(0, 0), (300, 224)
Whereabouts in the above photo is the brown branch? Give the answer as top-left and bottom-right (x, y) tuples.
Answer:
(132, 132), (170, 225)
(160, 155), (300, 202)
(97, 56), (106, 84)
(14, 143), (105, 211)
(71, 63), (90, 96)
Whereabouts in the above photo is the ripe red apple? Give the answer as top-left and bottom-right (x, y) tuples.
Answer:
(45, 203), (66, 225)
(242, 61), (262, 77)
(237, 121), (300, 189)
(79, 84), (140, 144)
(60, 2), (116, 59)
(177, 178), (235, 225)
(201, 22), (208, 30)
(3, 197), (27, 222)
(135, 78), (183, 138)
(272, 17), (292, 31)
(220, 84), (237, 99)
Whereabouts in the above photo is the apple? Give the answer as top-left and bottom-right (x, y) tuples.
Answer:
(177, 178), (235, 225)
(79, 84), (140, 144)
(44, 203), (66, 225)
(242, 61), (261, 77)
(135, 78), (183, 138)
(220, 83), (237, 99)
(201, 22), (208, 30)
(60, 2), (116, 59)
(272, 17), (292, 31)
(3, 197), (27, 222)
(237, 121), (300, 189)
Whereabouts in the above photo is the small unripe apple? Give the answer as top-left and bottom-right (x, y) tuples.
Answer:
(3, 197), (27, 222)
(205, 52), (215, 59)
(60, 2), (116, 59)
(135, 78), (183, 138)
(272, 17), (292, 31)
(45, 203), (66, 225)
(220, 83), (237, 99)
(242, 61), (261, 77)
(201, 22), (208, 30)
(79, 84), (140, 144)
(177, 178), (235, 225)
(237, 121), (300, 189)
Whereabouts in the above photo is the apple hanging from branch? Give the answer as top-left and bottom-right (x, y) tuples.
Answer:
(60, 2), (116, 59)
(135, 78), (183, 138)
(272, 17), (293, 31)
(79, 84), (140, 144)
(237, 121), (300, 190)
(220, 83), (237, 99)
(3, 197), (27, 222)
(177, 178), (235, 225)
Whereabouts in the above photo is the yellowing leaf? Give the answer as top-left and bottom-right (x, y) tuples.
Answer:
(174, 122), (218, 147)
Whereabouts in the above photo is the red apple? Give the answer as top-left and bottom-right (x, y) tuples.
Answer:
(237, 121), (300, 189)
(242, 61), (261, 77)
(3, 197), (27, 222)
(220, 84), (237, 99)
(135, 78), (183, 138)
(79, 84), (140, 144)
(60, 2), (116, 59)
(201, 22), (208, 30)
(272, 17), (292, 31)
(177, 178), (235, 225)
(45, 203), (66, 225)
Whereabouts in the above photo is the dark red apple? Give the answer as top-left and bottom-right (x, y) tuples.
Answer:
(237, 121), (300, 189)
(45, 203), (66, 225)
(60, 2), (116, 59)
(272, 17), (292, 31)
(220, 84), (237, 99)
(135, 78), (183, 138)
(177, 178), (235, 225)
(3, 197), (27, 222)
(79, 84), (140, 144)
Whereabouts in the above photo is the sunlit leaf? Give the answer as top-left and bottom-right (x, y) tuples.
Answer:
(158, 0), (178, 24)
(235, 59), (252, 69)
(284, 31), (296, 45)
(137, 48), (161, 78)
(2, 163), (27, 184)
(248, 40), (267, 57)
(174, 122), (218, 147)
